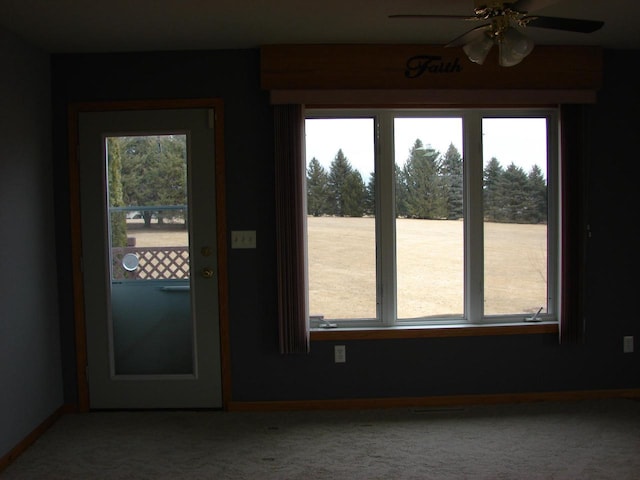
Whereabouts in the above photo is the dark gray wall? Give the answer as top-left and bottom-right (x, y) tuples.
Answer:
(50, 49), (640, 406)
(0, 28), (63, 458)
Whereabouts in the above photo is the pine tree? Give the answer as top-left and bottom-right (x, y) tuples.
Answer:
(527, 164), (547, 224)
(306, 157), (330, 216)
(364, 170), (376, 216)
(440, 142), (464, 220)
(395, 163), (408, 218)
(107, 137), (127, 247)
(499, 163), (529, 223)
(343, 170), (366, 217)
(483, 157), (504, 222)
(402, 139), (446, 219)
(327, 149), (354, 216)
(120, 135), (187, 227)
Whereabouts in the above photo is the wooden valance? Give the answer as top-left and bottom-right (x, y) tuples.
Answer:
(260, 44), (603, 105)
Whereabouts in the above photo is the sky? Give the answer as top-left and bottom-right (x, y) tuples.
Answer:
(305, 116), (548, 182)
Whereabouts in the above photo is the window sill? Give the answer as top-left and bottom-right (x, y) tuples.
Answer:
(310, 321), (558, 341)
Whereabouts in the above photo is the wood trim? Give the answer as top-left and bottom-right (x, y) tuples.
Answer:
(270, 89), (597, 105)
(228, 388), (640, 412)
(311, 322), (558, 341)
(67, 98), (224, 112)
(213, 104), (232, 409)
(68, 98), (231, 411)
(261, 44), (603, 92)
(0, 405), (67, 473)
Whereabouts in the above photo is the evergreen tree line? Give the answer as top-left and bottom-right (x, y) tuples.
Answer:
(307, 139), (547, 224)
(107, 135), (188, 247)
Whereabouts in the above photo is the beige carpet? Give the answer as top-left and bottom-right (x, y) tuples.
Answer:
(3, 398), (640, 479)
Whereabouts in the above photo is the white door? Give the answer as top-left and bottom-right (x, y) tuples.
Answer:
(78, 107), (222, 409)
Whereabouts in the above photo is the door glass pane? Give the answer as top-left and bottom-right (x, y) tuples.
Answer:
(106, 134), (193, 375)
(394, 118), (464, 319)
(305, 118), (376, 320)
(482, 118), (548, 316)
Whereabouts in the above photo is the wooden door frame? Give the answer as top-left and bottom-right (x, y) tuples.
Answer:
(68, 99), (231, 411)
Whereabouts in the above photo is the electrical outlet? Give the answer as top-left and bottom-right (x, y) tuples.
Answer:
(623, 336), (634, 353)
(334, 345), (346, 363)
(231, 230), (256, 249)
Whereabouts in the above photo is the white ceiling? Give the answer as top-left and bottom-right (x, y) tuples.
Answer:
(1, 0), (638, 54)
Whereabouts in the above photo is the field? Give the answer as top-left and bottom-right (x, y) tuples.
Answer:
(307, 217), (547, 319)
(125, 217), (548, 319)
(125, 219), (188, 247)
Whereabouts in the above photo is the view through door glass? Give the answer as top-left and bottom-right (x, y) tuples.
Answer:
(107, 134), (193, 375)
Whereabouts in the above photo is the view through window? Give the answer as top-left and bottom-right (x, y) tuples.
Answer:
(305, 110), (556, 326)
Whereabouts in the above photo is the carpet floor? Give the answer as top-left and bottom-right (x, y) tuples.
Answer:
(3, 398), (640, 479)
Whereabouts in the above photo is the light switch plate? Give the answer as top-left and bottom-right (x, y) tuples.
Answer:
(623, 336), (634, 353)
(231, 230), (256, 249)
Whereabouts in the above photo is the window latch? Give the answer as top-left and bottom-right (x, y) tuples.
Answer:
(524, 306), (543, 322)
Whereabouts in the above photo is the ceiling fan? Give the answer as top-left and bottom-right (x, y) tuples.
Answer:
(389, 0), (605, 66)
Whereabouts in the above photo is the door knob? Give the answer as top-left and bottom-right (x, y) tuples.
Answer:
(201, 267), (214, 278)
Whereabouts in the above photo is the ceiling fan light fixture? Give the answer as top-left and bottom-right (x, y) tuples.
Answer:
(462, 32), (495, 64)
(391, 0), (602, 68)
(497, 26), (535, 66)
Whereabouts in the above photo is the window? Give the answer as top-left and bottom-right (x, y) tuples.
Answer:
(305, 109), (558, 328)
(106, 135), (190, 282)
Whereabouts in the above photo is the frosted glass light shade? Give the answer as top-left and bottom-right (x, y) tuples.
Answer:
(462, 33), (495, 65)
(498, 27), (535, 67)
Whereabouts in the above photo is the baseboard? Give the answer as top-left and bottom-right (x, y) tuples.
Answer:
(0, 403), (75, 473)
(227, 388), (640, 412)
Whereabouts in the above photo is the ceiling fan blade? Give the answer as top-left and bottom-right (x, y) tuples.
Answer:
(445, 24), (491, 48)
(509, 0), (560, 14)
(388, 14), (476, 20)
(525, 15), (604, 33)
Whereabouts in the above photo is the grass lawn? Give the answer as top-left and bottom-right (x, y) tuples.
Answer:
(307, 216), (547, 319)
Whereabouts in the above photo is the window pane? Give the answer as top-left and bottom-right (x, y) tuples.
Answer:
(305, 118), (376, 320)
(394, 118), (464, 319)
(482, 118), (548, 316)
(105, 134), (193, 375)
(107, 135), (189, 281)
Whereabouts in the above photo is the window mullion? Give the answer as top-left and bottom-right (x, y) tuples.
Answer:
(377, 112), (397, 326)
(547, 112), (559, 318)
(465, 112), (484, 323)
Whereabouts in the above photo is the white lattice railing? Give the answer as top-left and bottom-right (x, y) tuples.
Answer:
(112, 247), (190, 280)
